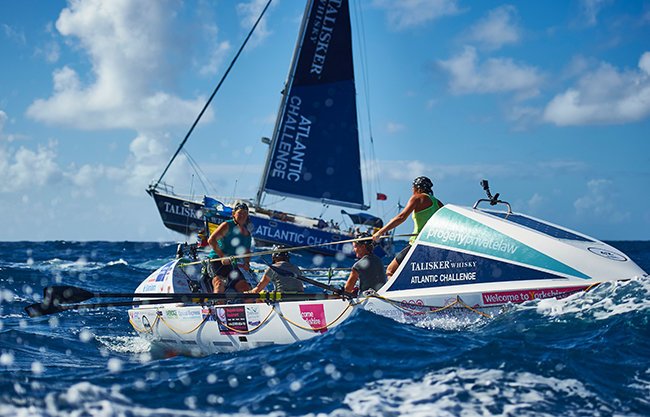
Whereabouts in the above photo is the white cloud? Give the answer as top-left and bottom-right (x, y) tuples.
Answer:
(380, 160), (506, 182)
(373, 0), (462, 30)
(377, 158), (587, 183)
(198, 23), (231, 76)
(2, 23), (26, 45)
(26, 0), (211, 130)
(543, 51), (650, 126)
(574, 179), (630, 222)
(386, 122), (406, 134)
(0, 141), (62, 192)
(506, 105), (541, 130)
(438, 46), (543, 97)
(580, 0), (611, 26)
(0, 111), (7, 135)
(465, 5), (520, 51)
(527, 193), (544, 211)
(236, 0), (275, 45)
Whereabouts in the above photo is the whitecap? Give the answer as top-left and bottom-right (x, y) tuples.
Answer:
(0, 381), (292, 416)
(343, 367), (604, 417)
(95, 335), (152, 354)
(515, 277), (650, 321)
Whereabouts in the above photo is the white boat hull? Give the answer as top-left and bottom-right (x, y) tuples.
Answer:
(128, 204), (647, 356)
(128, 298), (357, 356)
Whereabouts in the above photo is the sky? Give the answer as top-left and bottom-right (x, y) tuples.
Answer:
(0, 0), (649, 242)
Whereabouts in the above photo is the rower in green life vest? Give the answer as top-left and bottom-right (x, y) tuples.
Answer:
(372, 176), (443, 278)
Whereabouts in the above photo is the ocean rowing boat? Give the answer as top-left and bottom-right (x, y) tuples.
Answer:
(126, 186), (648, 356)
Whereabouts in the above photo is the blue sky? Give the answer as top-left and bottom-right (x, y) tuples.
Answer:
(1, 0), (649, 242)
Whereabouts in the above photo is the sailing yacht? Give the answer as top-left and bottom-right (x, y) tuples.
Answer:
(147, 0), (393, 257)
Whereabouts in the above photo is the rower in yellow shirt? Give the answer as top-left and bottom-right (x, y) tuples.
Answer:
(372, 176), (443, 278)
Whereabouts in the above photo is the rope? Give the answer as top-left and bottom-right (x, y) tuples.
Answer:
(159, 314), (210, 335)
(212, 305), (275, 334)
(130, 284), (604, 338)
(368, 293), (493, 318)
(129, 314), (160, 333)
(272, 300), (356, 332)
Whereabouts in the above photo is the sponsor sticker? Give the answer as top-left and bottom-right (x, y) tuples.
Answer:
(299, 304), (327, 333)
(142, 284), (158, 292)
(178, 309), (202, 320)
(482, 286), (587, 305)
(213, 306), (249, 335)
(587, 247), (627, 262)
(246, 305), (262, 327)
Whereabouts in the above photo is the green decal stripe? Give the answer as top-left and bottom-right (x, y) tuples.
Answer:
(418, 208), (589, 279)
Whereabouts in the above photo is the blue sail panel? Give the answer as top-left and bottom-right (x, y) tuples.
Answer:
(262, 0), (365, 209)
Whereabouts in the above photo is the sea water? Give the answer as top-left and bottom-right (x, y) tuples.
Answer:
(1, 241), (648, 416)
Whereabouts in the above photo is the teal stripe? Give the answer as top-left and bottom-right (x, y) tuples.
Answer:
(418, 207), (589, 279)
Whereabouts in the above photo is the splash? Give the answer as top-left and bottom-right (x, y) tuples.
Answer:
(517, 277), (650, 320)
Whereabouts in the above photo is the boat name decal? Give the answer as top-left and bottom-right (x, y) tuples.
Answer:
(410, 260), (477, 271)
(418, 208), (590, 279)
(271, 96), (311, 182)
(387, 245), (572, 292)
(254, 224), (328, 246)
(309, 0), (343, 75)
(410, 272), (477, 285)
(424, 227), (518, 255)
(482, 286), (587, 305)
(161, 201), (201, 219)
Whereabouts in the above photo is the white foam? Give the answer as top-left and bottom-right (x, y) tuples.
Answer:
(95, 335), (151, 354)
(520, 277), (650, 320)
(0, 381), (292, 416)
(107, 259), (129, 266)
(343, 367), (600, 417)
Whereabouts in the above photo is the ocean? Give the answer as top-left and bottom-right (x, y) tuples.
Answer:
(1, 240), (649, 416)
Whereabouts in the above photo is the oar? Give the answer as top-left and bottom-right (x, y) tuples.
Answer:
(26, 297), (185, 318)
(180, 233), (415, 267)
(25, 291), (343, 318)
(267, 265), (355, 299)
(40, 285), (345, 305)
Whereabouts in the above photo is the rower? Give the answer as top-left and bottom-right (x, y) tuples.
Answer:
(372, 176), (443, 278)
(247, 246), (304, 293)
(205, 202), (253, 293)
(344, 233), (386, 296)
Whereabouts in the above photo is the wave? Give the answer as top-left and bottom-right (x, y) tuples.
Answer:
(513, 276), (650, 320)
(343, 367), (608, 417)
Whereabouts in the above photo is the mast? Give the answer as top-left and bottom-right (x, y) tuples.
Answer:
(255, 0), (314, 208)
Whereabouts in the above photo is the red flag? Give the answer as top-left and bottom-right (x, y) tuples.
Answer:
(376, 193), (388, 201)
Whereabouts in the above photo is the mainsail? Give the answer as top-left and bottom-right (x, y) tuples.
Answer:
(258, 0), (366, 210)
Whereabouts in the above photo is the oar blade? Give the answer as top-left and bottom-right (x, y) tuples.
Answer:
(25, 302), (63, 318)
(44, 285), (95, 304)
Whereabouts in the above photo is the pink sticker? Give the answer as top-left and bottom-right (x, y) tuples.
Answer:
(482, 286), (588, 305)
(299, 304), (327, 333)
